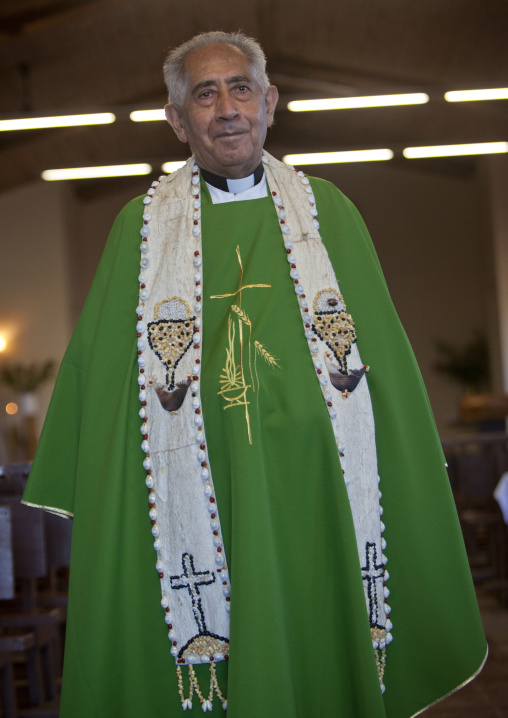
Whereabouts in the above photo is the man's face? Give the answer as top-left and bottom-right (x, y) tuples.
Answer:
(165, 43), (279, 178)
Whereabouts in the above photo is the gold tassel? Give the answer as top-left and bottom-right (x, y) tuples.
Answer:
(176, 662), (227, 711)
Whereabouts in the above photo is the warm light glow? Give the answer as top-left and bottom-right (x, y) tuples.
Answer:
(0, 335), (6, 352)
(41, 164), (153, 180)
(130, 109), (166, 122)
(445, 88), (508, 102)
(5, 402), (18, 416)
(287, 93), (429, 112)
(161, 161), (187, 173)
(403, 142), (508, 158)
(283, 149), (394, 165)
(0, 113), (115, 131)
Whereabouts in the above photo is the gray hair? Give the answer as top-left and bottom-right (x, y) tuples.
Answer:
(163, 31), (270, 106)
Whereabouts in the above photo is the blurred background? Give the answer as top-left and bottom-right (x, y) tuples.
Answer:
(0, 0), (507, 449)
(0, 1), (507, 715)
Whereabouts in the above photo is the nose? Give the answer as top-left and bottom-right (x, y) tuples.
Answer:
(215, 89), (239, 121)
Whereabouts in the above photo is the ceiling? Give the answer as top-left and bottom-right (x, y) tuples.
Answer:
(1, 0), (507, 196)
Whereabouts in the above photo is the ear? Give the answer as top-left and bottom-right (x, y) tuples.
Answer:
(165, 104), (188, 144)
(265, 86), (279, 128)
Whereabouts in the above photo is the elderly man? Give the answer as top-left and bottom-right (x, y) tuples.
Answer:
(24, 31), (486, 718)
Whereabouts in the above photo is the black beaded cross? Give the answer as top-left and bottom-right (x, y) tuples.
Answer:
(361, 542), (385, 628)
(170, 553), (215, 635)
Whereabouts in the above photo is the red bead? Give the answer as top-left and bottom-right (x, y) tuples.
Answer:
(210, 497), (216, 503)
(193, 220), (198, 225)
(165, 607), (170, 612)
(294, 280), (298, 284)
(137, 332), (141, 337)
(280, 219), (285, 224)
(200, 444), (206, 450)
(193, 375), (198, 380)
(151, 520), (155, 525)
(201, 462), (207, 467)
(301, 294), (306, 299)
(194, 345), (200, 349)
(223, 581), (227, 585)
(195, 409), (201, 414)
(210, 656), (214, 661)
(291, 264), (296, 268)
(142, 238), (147, 242)
(141, 284), (146, 288)
(226, 597), (230, 601)
(144, 220), (148, 225)
(272, 191), (277, 196)
(225, 655), (229, 660)
(211, 513), (216, 518)
(137, 350), (141, 355)
(173, 641), (177, 646)
(142, 401), (147, 406)
(146, 470), (152, 475)
(159, 572), (164, 578)
(213, 531), (218, 535)
(286, 249), (291, 254)
(194, 251), (200, 256)
(196, 296), (201, 301)
(217, 547), (222, 552)
(140, 368), (145, 373)
(317, 369), (322, 374)
(327, 402), (332, 407)
(196, 359), (200, 364)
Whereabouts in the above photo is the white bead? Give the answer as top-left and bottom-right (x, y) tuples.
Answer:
(194, 272), (202, 282)
(313, 219), (320, 229)
(380, 506), (384, 515)
(210, 520), (219, 531)
(287, 254), (296, 263)
(290, 269), (299, 280)
(382, 554), (388, 565)
(147, 188), (155, 196)
(193, 257), (202, 266)
(192, 397), (200, 410)
(138, 272), (147, 283)
(204, 484), (212, 497)
(148, 493), (155, 504)
(139, 390), (146, 401)
(284, 240), (293, 250)
(225, 603), (230, 613)
(140, 422), (148, 434)
(384, 586), (390, 598)
(196, 431), (204, 443)
(152, 525), (159, 538)
(139, 289), (148, 301)
(329, 408), (337, 419)
(145, 476), (154, 489)
(192, 365), (200, 374)
(142, 213), (151, 222)
(308, 194), (316, 203)
(386, 618), (393, 631)
(137, 374), (145, 385)
(161, 595), (169, 608)
(155, 559), (163, 571)
(194, 416), (203, 427)
(197, 449), (206, 462)
(338, 444), (345, 453)
(193, 164), (199, 172)
(149, 509), (157, 521)
(208, 503), (216, 514)
(195, 302), (202, 313)
(220, 569), (228, 581)
(193, 333), (200, 344)
(325, 393), (332, 401)
(153, 539), (161, 550)
(313, 359), (322, 368)
(215, 554), (225, 566)
(384, 570), (390, 581)
(301, 177), (310, 185)
(140, 257), (149, 268)
(381, 684), (386, 694)
(222, 586), (230, 597)
(191, 382), (199, 393)
(384, 603), (391, 615)
(319, 376), (328, 386)
(140, 226), (150, 237)
(170, 646), (178, 657)
(295, 284), (304, 295)
(386, 632), (393, 644)
(141, 440), (149, 453)
(274, 197), (282, 206)
(136, 321), (145, 333)
(305, 329), (314, 339)
(213, 536), (223, 547)
(281, 225), (290, 235)
(381, 537), (387, 550)
(310, 344), (319, 354)
(310, 207), (318, 217)
(139, 407), (146, 419)
(278, 209), (286, 220)
(192, 227), (200, 237)
(143, 196), (152, 205)
(194, 318), (201, 329)
(201, 468), (209, 481)
(380, 521), (386, 532)
(137, 355), (146, 367)
(193, 199), (201, 209)
(168, 629), (176, 640)
(262, 155), (269, 164)
(158, 175), (165, 181)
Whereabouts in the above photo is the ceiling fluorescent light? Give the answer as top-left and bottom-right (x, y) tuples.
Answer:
(287, 93), (429, 112)
(42, 164), (152, 180)
(130, 109), (166, 122)
(445, 88), (508, 102)
(0, 112), (115, 131)
(283, 150), (394, 165)
(161, 161), (187, 173)
(403, 142), (508, 159)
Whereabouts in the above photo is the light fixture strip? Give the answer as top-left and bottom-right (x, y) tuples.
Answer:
(283, 150), (394, 165)
(445, 88), (508, 102)
(287, 93), (429, 112)
(0, 113), (116, 131)
(161, 161), (187, 173)
(130, 109), (166, 122)
(41, 164), (152, 181)
(403, 142), (508, 159)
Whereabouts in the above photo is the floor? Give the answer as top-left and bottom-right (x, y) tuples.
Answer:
(426, 589), (508, 718)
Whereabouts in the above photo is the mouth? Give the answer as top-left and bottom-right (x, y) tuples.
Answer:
(215, 130), (247, 139)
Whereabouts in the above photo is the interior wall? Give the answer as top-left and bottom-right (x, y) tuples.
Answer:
(0, 181), (71, 460)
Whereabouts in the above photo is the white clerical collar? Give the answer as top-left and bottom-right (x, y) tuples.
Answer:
(206, 176), (268, 204)
(200, 163), (268, 204)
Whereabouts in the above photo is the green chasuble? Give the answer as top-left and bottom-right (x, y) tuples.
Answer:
(23, 175), (486, 718)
